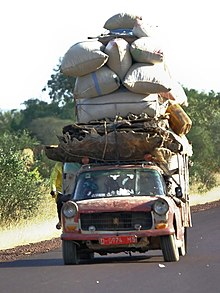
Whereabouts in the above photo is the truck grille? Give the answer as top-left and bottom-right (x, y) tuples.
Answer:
(80, 212), (152, 231)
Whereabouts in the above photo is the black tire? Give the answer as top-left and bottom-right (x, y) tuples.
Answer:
(62, 240), (79, 265)
(160, 234), (180, 262)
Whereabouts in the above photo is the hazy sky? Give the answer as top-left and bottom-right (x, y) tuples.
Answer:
(0, 0), (219, 110)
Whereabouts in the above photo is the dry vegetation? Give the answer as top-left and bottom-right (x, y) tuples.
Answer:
(0, 194), (60, 250)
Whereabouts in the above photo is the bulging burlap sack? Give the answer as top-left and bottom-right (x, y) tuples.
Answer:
(103, 12), (142, 30)
(61, 40), (108, 77)
(159, 79), (188, 107)
(104, 38), (132, 81)
(73, 66), (120, 99)
(130, 37), (164, 64)
(132, 18), (158, 38)
(123, 63), (172, 94)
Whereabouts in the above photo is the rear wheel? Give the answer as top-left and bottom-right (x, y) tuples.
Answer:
(62, 240), (79, 265)
(160, 234), (180, 262)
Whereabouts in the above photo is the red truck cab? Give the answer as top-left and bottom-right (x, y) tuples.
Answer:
(60, 159), (191, 265)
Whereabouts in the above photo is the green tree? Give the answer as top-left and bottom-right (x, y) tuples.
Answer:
(43, 62), (76, 105)
(42, 62), (76, 120)
(0, 110), (23, 133)
(29, 116), (73, 145)
(185, 88), (220, 190)
(7, 98), (76, 137)
(18, 99), (75, 130)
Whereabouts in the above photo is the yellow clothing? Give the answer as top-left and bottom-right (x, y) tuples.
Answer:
(50, 162), (63, 196)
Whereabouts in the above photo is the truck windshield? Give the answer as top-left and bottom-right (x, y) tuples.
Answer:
(73, 168), (166, 200)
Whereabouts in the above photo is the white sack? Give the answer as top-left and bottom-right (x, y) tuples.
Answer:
(73, 66), (121, 99)
(103, 13), (142, 30)
(130, 37), (164, 64)
(104, 38), (132, 81)
(159, 79), (188, 107)
(61, 40), (108, 77)
(132, 18), (158, 38)
(76, 90), (161, 123)
(123, 63), (172, 94)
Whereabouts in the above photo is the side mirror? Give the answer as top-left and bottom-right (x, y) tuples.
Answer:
(175, 186), (183, 198)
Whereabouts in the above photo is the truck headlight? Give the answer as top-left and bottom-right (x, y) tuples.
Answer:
(62, 201), (78, 218)
(153, 199), (169, 215)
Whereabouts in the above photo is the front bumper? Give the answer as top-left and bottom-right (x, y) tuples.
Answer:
(61, 227), (175, 241)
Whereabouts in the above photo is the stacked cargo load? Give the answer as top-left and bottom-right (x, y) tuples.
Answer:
(45, 12), (192, 173)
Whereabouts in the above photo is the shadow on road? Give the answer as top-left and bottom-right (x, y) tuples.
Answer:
(0, 251), (164, 268)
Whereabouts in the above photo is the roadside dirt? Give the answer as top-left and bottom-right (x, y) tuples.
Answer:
(1, 200), (220, 263)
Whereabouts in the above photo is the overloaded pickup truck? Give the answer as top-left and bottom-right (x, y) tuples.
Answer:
(60, 153), (191, 265)
(44, 12), (194, 265)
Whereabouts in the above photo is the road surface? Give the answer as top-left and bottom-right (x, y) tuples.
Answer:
(0, 206), (219, 293)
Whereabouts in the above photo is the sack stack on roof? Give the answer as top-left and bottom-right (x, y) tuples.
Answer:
(45, 12), (192, 164)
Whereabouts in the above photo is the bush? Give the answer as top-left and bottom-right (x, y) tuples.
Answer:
(0, 131), (47, 225)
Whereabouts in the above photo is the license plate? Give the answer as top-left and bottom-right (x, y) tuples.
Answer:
(99, 235), (137, 246)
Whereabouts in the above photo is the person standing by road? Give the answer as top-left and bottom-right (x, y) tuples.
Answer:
(50, 161), (82, 230)
(50, 161), (63, 229)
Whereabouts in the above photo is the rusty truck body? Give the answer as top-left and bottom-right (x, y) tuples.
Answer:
(60, 143), (192, 265)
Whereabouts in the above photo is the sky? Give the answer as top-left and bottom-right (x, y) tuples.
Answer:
(0, 0), (220, 111)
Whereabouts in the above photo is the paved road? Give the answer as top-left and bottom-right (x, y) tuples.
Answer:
(0, 206), (219, 293)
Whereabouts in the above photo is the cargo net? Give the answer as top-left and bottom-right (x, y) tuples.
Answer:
(45, 113), (184, 165)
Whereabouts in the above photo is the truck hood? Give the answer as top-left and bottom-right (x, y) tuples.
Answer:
(75, 196), (161, 213)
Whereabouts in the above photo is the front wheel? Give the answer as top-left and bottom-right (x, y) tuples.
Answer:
(160, 234), (180, 262)
(62, 240), (79, 265)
